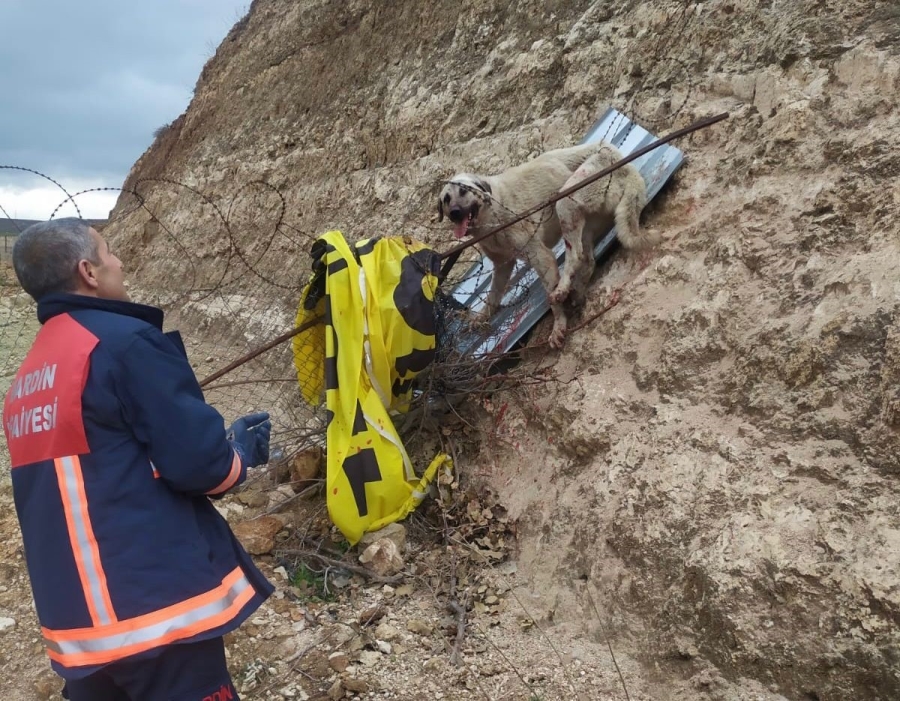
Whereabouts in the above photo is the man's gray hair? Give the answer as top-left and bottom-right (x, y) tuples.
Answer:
(12, 218), (100, 301)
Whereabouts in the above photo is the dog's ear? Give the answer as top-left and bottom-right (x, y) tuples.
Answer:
(474, 177), (492, 195)
(437, 198), (444, 222)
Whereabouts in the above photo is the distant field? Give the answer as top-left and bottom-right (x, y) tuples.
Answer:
(0, 219), (36, 236)
(0, 235), (15, 261)
(0, 219), (107, 259)
(0, 219), (107, 235)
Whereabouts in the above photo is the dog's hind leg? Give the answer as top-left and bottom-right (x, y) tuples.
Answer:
(615, 183), (659, 269)
(569, 217), (598, 308)
(550, 195), (586, 306)
(523, 240), (568, 349)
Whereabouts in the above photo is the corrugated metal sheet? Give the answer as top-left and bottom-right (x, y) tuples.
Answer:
(445, 108), (685, 358)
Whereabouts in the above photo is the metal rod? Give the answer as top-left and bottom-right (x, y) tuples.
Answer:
(198, 112), (729, 386)
(198, 315), (322, 387)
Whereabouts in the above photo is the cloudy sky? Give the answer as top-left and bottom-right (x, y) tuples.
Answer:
(0, 0), (249, 220)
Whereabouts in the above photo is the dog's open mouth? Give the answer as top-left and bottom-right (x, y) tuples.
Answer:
(452, 204), (480, 239)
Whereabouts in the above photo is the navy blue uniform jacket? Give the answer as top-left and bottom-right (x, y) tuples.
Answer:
(2, 293), (273, 679)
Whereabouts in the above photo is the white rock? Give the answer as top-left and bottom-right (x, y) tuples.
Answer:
(374, 622), (401, 641)
(359, 650), (382, 667)
(358, 538), (404, 576)
(324, 623), (356, 647)
(360, 523), (407, 551)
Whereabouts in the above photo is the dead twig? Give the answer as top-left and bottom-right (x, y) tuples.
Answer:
(585, 585), (631, 701)
(445, 529), (580, 694)
(192, 113), (728, 392)
(250, 628), (336, 698)
(449, 591), (470, 666)
(570, 287), (623, 333)
(295, 534), (357, 561)
(442, 505), (470, 667)
(251, 481), (322, 519)
(472, 619), (538, 698)
(277, 548), (405, 585)
(284, 632), (329, 665)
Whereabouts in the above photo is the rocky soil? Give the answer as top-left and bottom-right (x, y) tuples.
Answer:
(1, 0), (899, 699)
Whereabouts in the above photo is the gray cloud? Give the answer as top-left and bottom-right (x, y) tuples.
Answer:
(0, 0), (249, 192)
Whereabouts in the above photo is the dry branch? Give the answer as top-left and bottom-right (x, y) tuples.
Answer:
(277, 548), (405, 585)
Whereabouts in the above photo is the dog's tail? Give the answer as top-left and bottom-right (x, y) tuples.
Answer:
(614, 179), (658, 250)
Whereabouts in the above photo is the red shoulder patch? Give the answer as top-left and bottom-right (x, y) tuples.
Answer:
(3, 314), (99, 468)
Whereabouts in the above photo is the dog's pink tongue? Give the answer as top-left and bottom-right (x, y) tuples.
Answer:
(453, 221), (468, 239)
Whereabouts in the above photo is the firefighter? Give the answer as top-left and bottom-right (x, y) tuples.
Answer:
(3, 218), (274, 700)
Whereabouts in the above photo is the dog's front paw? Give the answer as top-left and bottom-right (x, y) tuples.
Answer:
(549, 285), (570, 305)
(549, 319), (567, 350)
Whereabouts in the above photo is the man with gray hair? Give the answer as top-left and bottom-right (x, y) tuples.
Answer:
(12, 218), (130, 302)
(4, 218), (274, 700)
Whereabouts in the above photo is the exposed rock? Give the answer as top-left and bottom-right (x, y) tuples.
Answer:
(289, 447), (323, 486)
(71, 0), (900, 698)
(406, 618), (433, 636)
(359, 523), (407, 552)
(328, 651), (350, 673)
(323, 623), (356, 647)
(357, 605), (385, 626)
(358, 539), (404, 577)
(358, 650), (381, 667)
(342, 676), (369, 693)
(33, 675), (59, 701)
(231, 516), (284, 555)
(235, 490), (268, 509)
(374, 622), (401, 641)
(326, 679), (344, 701)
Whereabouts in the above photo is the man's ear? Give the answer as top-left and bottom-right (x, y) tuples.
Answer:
(76, 259), (99, 290)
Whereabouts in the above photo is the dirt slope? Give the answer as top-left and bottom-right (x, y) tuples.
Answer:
(1, 0), (899, 699)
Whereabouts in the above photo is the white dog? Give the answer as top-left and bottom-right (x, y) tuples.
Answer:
(438, 141), (654, 348)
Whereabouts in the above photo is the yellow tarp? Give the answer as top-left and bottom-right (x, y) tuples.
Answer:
(293, 230), (451, 544)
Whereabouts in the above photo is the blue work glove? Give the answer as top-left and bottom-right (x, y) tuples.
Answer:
(227, 411), (272, 468)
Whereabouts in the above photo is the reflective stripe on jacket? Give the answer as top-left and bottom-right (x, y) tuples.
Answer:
(2, 294), (273, 679)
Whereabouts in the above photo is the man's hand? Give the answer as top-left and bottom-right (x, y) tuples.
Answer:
(227, 412), (272, 468)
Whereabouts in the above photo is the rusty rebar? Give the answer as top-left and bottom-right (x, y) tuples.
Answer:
(200, 112), (728, 386)
(198, 315), (322, 387)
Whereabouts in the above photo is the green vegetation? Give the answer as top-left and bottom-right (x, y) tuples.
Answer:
(289, 562), (335, 602)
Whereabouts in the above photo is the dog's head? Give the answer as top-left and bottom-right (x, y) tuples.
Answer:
(437, 174), (493, 239)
